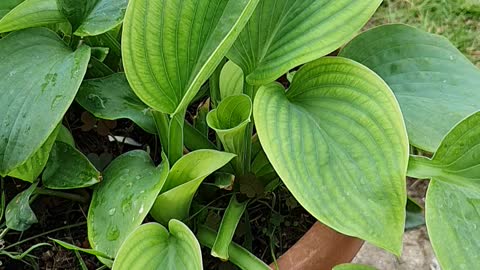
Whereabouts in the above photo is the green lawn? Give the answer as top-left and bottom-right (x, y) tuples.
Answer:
(371, 0), (480, 66)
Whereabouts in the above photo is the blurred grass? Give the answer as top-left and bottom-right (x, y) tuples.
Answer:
(371, 0), (480, 66)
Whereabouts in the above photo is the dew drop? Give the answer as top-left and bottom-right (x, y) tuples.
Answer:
(106, 225), (120, 241)
(108, 208), (116, 216)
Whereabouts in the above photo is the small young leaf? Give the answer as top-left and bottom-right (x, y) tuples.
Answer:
(112, 221), (203, 270)
(0, 28), (90, 176)
(212, 195), (248, 260)
(207, 95), (252, 174)
(56, 125), (75, 147)
(197, 226), (270, 270)
(219, 61), (244, 101)
(150, 150), (235, 225)
(57, 0), (128, 36)
(88, 151), (169, 258)
(340, 24), (480, 152)
(5, 182), (38, 231)
(76, 73), (157, 134)
(0, 0), (65, 33)
(42, 141), (101, 189)
(254, 57), (409, 255)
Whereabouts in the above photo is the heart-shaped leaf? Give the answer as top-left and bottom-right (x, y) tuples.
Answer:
(220, 61), (244, 101)
(88, 150), (169, 258)
(76, 73), (156, 134)
(0, 0), (65, 33)
(57, 0), (129, 36)
(227, 0), (382, 85)
(339, 24), (480, 153)
(122, 0), (259, 114)
(8, 125), (60, 183)
(42, 141), (101, 189)
(207, 95), (252, 174)
(407, 111), (480, 270)
(112, 221), (202, 270)
(150, 150), (235, 225)
(0, 28), (90, 176)
(5, 182), (38, 231)
(254, 57), (409, 254)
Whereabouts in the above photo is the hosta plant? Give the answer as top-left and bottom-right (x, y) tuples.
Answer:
(1, 0), (479, 269)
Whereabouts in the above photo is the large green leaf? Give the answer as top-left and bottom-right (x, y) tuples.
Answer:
(5, 182), (38, 231)
(76, 73), (156, 134)
(8, 125), (60, 183)
(122, 0), (259, 114)
(150, 150), (235, 225)
(0, 0), (64, 33)
(254, 57), (409, 254)
(42, 141), (101, 189)
(0, 28), (90, 176)
(207, 94), (252, 174)
(339, 24), (480, 152)
(57, 0), (129, 36)
(227, 0), (382, 85)
(407, 112), (480, 270)
(112, 221), (202, 270)
(88, 150), (169, 258)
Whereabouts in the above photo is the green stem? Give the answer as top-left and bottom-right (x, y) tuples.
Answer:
(407, 155), (437, 179)
(243, 84), (259, 174)
(34, 188), (89, 204)
(211, 195), (248, 260)
(197, 226), (270, 270)
(4, 221), (87, 250)
(168, 109), (186, 164)
(152, 110), (170, 154)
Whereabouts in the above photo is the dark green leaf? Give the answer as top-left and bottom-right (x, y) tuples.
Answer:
(42, 142), (101, 189)
(77, 73), (156, 134)
(0, 28), (90, 176)
(57, 0), (128, 36)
